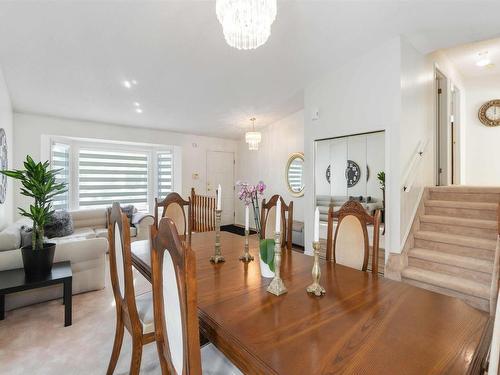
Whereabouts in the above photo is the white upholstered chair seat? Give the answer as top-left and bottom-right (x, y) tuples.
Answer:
(201, 343), (243, 375)
(135, 292), (154, 334)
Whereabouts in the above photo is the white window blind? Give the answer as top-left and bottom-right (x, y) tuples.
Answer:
(51, 143), (70, 211)
(157, 151), (174, 199)
(78, 149), (149, 210)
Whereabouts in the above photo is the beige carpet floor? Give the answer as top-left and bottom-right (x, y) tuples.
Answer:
(0, 258), (162, 375)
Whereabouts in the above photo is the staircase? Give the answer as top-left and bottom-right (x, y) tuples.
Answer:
(401, 186), (500, 312)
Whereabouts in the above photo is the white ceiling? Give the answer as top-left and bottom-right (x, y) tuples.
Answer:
(0, 1), (499, 139)
(442, 37), (500, 79)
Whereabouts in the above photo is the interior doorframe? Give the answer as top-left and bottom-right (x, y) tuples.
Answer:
(435, 67), (450, 186)
(206, 150), (236, 224)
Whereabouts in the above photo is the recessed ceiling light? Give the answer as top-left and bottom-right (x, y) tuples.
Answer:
(135, 108), (143, 114)
(131, 80), (138, 85)
(123, 80), (132, 88)
(476, 51), (491, 67)
(133, 102), (141, 107)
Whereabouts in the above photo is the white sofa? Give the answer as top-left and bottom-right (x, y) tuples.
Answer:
(0, 208), (154, 311)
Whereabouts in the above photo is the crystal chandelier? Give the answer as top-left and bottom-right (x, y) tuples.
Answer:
(216, 0), (277, 50)
(245, 118), (262, 151)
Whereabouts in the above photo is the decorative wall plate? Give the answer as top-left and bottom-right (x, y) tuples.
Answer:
(0, 128), (7, 204)
(478, 99), (500, 127)
(326, 165), (331, 184)
(345, 160), (360, 188)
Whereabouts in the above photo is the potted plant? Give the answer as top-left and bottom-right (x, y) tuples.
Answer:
(259, 238), (275, 278)
(1, 156), (67, 279)
(377, 171), (385, 224)
(237, 181), (276, 277)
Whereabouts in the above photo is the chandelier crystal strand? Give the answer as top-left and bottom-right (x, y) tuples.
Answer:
(216, 0), (277, 50)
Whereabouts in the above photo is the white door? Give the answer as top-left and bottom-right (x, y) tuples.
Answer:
(207, 151), (234, 225)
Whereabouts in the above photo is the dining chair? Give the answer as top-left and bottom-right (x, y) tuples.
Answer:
(150, 217), (242, 375)
(190, 188), (216, 232)
(155, 192), (192, 240)
(106, 202), (155, 375)
(260, 195), (293, 251)
(326, 200), (381, 273)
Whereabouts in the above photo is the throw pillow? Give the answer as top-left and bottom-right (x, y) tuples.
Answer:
(44, 210), (74, 239)
(106, 205), (136, 227)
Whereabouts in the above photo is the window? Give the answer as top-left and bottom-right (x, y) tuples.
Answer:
(157, 151), (174, 200)
(50, 142), (70, 210)
(78, 149), (149, 211)
(47, 136), (180, 212)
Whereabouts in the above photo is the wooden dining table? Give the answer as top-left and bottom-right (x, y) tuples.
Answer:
(131, 231), (492, 375)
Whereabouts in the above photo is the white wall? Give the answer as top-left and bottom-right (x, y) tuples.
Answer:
(235, 110), (304, 228)
(13, 112), (238, 215)
(399, 38), (435, 246)
(0, 67), (13, 230)
(464, 75), (500, 185)
(304, 38), (401, 254)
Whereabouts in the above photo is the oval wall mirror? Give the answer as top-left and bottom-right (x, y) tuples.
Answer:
(286, 152), (304, 197)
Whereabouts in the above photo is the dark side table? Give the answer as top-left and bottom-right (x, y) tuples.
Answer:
(0, 261), (72, 327)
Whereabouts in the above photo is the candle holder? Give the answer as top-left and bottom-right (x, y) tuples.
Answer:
(239, 229), (254, 262)
(306, 241), (325, 297)
(267, 232), (287, 296)
(210, 209), (225, 264)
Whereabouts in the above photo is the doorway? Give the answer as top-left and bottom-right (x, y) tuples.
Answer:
(436, 68), (450, 186)
(451, 86), (461, 184)
(206, 151), (235, 225)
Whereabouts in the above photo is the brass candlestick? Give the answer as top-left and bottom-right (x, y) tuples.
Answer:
(267, 232), (287, 296)
(306, 241), (325, 297)
(210, 209), (225, 264)
(239, 229), (254, 262)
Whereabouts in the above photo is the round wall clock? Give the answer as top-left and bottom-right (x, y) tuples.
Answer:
(345, 160), (361, 188)
(0, 128), (7, 204)
(326, 165), (331, 184)
(478, 99), (500, 127)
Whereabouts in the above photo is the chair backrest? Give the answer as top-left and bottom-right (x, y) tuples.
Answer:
(190, 188), (216, 232)
(326, 200), (381, 273)
(260, 195), (293, 251)
(155, 192), (192, 240)
(107, 202), (141, 327)
(151, 218), (202, 375)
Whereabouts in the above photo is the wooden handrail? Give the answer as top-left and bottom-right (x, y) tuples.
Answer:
(490, 203), (500, 315)
(190, 188), (216, 232)
(402, 139), (429, 193)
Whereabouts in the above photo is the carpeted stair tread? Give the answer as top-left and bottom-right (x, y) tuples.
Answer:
(401, 267), (490, 299)
(414, 231), (497, 250)
(408, 248), (493, 273)
(419, 215), (497, 229)
(428, 186), (500, 194)
(425, 199), (498, 210)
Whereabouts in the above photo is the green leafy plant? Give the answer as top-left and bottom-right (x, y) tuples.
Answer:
(377, 171), (385, 190)
(259, 239), (275, 272)
(1, 156), (67, 250)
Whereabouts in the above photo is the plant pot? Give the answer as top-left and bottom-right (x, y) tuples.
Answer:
(259, 257), (275, 278)
(21, 243), (56, 280)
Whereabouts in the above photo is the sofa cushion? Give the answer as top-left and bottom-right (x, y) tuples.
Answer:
(0, 224), (21, 252)
(69, 208), (107, 229)
(45, 210), (74, 239)
(292, 221), (304, 232)
(95, 226), (137, 239)
(51, 227), (96, 244)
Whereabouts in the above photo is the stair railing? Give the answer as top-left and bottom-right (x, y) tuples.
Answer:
(402, 139), (429, 193)
(490, 203), (500, 315)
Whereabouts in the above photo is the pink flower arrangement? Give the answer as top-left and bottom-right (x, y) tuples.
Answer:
(236, 181), (266, 233)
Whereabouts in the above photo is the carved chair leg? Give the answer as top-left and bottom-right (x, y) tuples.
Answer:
(106, 318), (125, 375)
(129, 337), (143, 375)
(156, 340), (168, 374)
